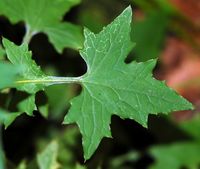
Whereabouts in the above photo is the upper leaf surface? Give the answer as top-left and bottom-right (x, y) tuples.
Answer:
(3, 38), (49, 94)
(0, 0), (79, 26)
(0, 61), (21, 90)
(0, 0), (83, 51)
(17, 95), (37, 116)
(2, 39), (48, 117)
(64, 6), (193, 160)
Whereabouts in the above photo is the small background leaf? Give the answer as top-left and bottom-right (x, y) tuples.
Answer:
(0, 46), (5, 60)
(37, 141), (60, 169)
(131, 11), (168, 61)
(149, 142), (200, 169)
(0, 109), (22, 128)
(0, 0), (83, 51)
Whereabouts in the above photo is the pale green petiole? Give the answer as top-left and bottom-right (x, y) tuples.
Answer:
(15, 76), (83, 85)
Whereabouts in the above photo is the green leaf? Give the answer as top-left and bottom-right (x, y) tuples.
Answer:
(154, 0), (176, 14)
(17, 161), (27, 169)
(37, 141), (60, 169)
(131, 12), (168, 61)
(131, 0), (175, 14)
(38, 104), (49, 118)
(75, 164), (87, 169)
(42, 67), (74, 119)
(17, 95), (37, 116)
(109, 151), (139, 168)
(36, 127), (80, 168)
(131, 0), (154, 12)
(179, 115), (200, 141)
(0, 61), (21, 90)
(78, 7), (106, 33)
(3, 38), (48, 94)
(149, 142), (200, 169)
(2, 38), (49, 118)
(0, 109), (22, 128)
(45, 23), (83, 53)
(0, 0), (83, 51)
(45, 84), (75, 119)
(0, 46), (5, 60)
(2, 38), (80, 120)
(63, 6), (193, 160)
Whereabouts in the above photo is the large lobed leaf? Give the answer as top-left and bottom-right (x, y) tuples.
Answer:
(0, 0), (83, 52)
(63, 6), (193, 160)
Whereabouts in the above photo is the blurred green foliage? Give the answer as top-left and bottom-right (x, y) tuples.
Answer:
(131, 12), (168, 61)
(0, 0), (200, 168)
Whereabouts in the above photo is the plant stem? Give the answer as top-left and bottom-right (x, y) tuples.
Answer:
(22, 25), (34, 44)
(15, 76), (83, 85)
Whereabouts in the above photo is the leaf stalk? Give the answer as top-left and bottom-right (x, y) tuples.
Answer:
(15, 76), (83, 85)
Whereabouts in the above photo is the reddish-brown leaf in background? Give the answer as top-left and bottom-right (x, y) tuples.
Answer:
(158, 37), (200, 120)
(160, 38), (200, 103)
(170, 0), (200, 27)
